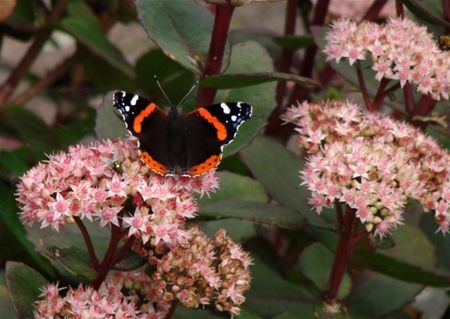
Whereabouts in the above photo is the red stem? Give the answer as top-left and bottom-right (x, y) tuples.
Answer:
(403, 83), (415, 117)
(275, 0), (298, 104)
(90, 224), (124, 289)
(111, 236), (135, 265)
(325, 207), (367, 302)
(166, 301), (179, 319)
(74, 216), (100, 272)
(395, 0), (404, 17)
(356, 61), (374, 111)
(444, 0), (450, 21)
(196, 2), (235, 106)
(0, 0), (67, 104)
(362, 0), (389, 21)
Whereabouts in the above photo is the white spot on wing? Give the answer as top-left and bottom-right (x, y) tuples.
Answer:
(231, 115), (237, 122)
(131, 95), (138, 106)
(221, 103), (231, 114)
(125, 106), (130, 112)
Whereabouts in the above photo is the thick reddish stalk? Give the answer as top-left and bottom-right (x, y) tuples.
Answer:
(403, 83), (415, 117)
(362, 0), (389, 21)
(74, 216), (100, 272)
(395, 0), (404, 17)
(325, 208), (367, 302)
(0, 0), (67, 104)
(196, 2), (235, 106)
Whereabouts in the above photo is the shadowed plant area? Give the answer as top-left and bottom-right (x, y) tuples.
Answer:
(0, 0), (450, 318)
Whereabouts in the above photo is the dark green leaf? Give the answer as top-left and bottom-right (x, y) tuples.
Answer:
(0, 271), (18, 319)
(298, 243), (351, 299)
(246, 258), (314, 317)
(0, 148), (29, 175)
(273, 35), (314, 49)
(0, 184), (55, 278)
(420, 213), (450, 272)
(380, 225), (436, 269)
(347, 271), (422, 319)
(56, 111), (95, 148)
(198, 171), (268, 206)
(136, 49), (195, 105)
(45, 246), (97, 280)
(240, 136), (328, 227)
(216, 42), (276, 157)
(198, 219), (257, 242)
(201, 71), (320, 89)
(200, 201), (304, 229)
(403, 0), (450, 29)
(5, 262), (48, 319)
(136, 0), (214, 73)
(2, 105), (54, 152)
(95, 91), (128, 139)
(59, 17), (134, 78)
(353, 250), (450, 287)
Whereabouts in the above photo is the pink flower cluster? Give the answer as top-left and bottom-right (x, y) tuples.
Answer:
(282, 100), (449, 236)
(134, 226), (252, 316)
(16, 138), (219, 246)
(323, 18), (450, 100)
(34, 272), (171, 318)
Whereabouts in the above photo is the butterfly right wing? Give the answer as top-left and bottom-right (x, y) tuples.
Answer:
(113, 91), (171, 175)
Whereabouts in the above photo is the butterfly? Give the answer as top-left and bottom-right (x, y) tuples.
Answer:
(113, 90), (252, 177)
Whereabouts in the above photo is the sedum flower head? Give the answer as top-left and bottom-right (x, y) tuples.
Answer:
(16, 138), (219, 246)
(323, 17), (450, 100)
(34, 272), (171, 318)
(282, 100), (449, 236)
(133, 226), (252, 316)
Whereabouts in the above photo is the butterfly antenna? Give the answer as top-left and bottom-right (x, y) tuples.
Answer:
(177, 81), (199, 107)
(154, 75), (173, 107)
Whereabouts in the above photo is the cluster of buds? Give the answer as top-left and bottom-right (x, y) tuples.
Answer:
(282, 100), (449, 236)
(16, 138), (219, 246)
(34, 272), (171, 318)
(133, 226), (252, 315)
(323, 17), (450, 100)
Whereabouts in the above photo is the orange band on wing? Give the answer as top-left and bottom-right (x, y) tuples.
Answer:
(133, 103), (156, 134)
(197, 108), (227, 141)
(188, 154), (222, 176)
(140, 151), (168, 176)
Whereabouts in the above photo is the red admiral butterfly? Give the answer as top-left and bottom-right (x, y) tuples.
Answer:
(113, 91), (252, 177)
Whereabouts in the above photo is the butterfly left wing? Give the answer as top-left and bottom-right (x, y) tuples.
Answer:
(113, 91), (171, 176)
(181, 102), (252, 176)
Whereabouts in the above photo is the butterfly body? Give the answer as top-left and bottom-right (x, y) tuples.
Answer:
(113, 91), (252, 177)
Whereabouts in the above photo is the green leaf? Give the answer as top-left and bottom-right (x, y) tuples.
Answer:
(0, 184), (55, 278)
(45, 246), (97, 280)
(420, 213), (450, 272)
(273, 35), (314, 49)
(0, 272), (18, 319)
(199, 201), (304, 229)
(380, 224), (436, 269)
(0, 148), (29, 175)
(5, 262), (48, 319)
(198, 171), (268, 206)
(246, 258), (315, 317)
(298, 243), (351, 299)
(56, 111), (95, 148)
(353, 250), (450, 287)
(136, 49), (195, 105)
(201, 71), (320, 89)
(59, 17), (134, 78)
(136, 0), (214, 73)
(347, 271), (422, 319)
(95, 91), (128, 140)
(240, 136), (327, 227)
(2, 105), (54, 152)
(403, 0), (450, 29)
(198, 219), (257, 242)
(216, 42), (276, 157)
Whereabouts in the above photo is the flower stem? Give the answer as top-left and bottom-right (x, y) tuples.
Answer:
(395, 0), (404, 17)
(403, 83), (415, 117)
(362, 0), (389, 21)
(325, 207), (367, 303)
(74, 216), (100, 272)
(166, 301), (179, 319)
(0, 0), (68, 104)
(196, 1), (235, 106)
